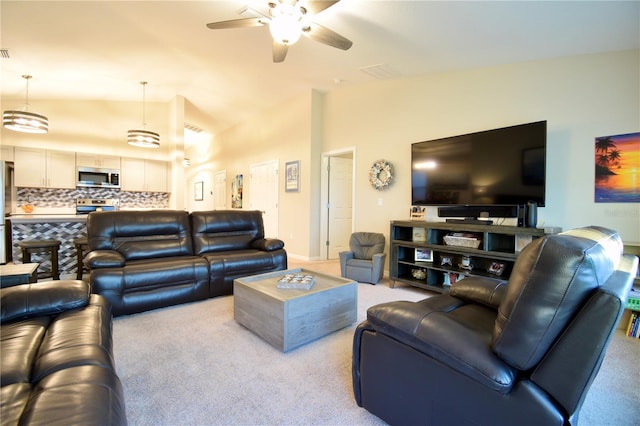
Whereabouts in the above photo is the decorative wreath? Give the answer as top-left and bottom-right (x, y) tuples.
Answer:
(369, 159), (393, 190)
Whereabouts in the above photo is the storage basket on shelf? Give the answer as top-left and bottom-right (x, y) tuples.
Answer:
(626, 295), (640, 311)
(443, 233), (482, 249)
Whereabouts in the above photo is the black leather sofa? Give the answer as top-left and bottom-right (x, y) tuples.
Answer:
(353, 226), (638, 426)
(0, 280), (127, 425)
(85, 209), (287, 316)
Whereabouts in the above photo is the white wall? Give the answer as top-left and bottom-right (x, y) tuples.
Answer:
(0, 98), (172, 161)
(321, 49), (639, 244)
(4, 49), (638, 255)
(0, 96), (189, 209)
(184, 91), (319, 259)
(190, 49), (639, 258)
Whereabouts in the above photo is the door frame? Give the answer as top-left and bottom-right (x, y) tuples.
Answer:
(320, 147), (356, 260)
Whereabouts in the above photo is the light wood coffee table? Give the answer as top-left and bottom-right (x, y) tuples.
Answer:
(234, 268), (357, 352)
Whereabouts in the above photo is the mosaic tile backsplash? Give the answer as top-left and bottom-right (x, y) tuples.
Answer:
(17, 187), (170, 209)
(11, 187), (170, 276)
(12, 221), (87, 277)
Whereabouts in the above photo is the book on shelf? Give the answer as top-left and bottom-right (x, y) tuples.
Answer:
(625, 311), (640, 338)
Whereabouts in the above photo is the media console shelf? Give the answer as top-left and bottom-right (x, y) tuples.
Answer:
(390, 220), (548, 293)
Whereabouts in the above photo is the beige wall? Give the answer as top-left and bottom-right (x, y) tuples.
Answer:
(203, 49), (639, 258)
(321, 50), (639, 244)
(3, 49), (638, 259)
(0, 98), (173, 161)
(184, 91), (319, 259)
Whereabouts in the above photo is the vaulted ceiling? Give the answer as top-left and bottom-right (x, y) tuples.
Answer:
(1, 1), (638, 135)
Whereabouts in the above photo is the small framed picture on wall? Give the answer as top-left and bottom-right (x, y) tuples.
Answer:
(194, 181), (204, 201)
(285, 160), (300, 192)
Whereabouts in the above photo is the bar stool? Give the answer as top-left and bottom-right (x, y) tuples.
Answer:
(73, 237), (90, 280)
(18, 239), (61, 280)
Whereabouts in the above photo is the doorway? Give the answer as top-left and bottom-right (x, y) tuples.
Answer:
(320, 148), (355, 260)
(213, 170), (227, 210)
(249, 160), (279, 238)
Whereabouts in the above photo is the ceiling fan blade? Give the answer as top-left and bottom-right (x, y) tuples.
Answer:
(302, 0), (341, 15)
(272, 41), (288, 63)
(206, 17), (265, 30)
(303, 22), (352, 50)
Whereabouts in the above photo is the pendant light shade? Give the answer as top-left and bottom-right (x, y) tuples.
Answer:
(128, 81), (159, 148)
(3, 75), (49, 134)
(128, 129), (160, 148)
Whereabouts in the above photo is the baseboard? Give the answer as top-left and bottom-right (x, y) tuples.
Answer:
(287, 253), (323, 262)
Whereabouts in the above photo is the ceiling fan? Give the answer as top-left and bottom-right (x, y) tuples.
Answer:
(206, 0), (352, 63)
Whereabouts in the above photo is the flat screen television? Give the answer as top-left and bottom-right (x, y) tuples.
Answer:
(411, 121), (546, 211)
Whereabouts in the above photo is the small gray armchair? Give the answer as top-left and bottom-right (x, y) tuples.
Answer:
(339, 232), (386, 284)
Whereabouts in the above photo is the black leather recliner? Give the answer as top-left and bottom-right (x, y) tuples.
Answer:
(352, 226), (638, 426)
(1, 280), (127, 425)
(191, 210), (288, 297)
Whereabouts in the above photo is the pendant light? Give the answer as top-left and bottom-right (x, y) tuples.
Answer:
(128, 81), (160, 148)
(3, 75), (49, 134)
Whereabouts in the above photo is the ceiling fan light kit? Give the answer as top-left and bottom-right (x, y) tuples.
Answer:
(128, 81), (160, 148)
(3, 75), (49, 134)
(269, 14), (303, 45)
(206, 0), (351, 63)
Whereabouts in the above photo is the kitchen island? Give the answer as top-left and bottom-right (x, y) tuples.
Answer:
(9, 214), (87, 278)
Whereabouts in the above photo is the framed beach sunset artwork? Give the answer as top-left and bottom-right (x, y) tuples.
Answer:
(595, 132), (640, 203)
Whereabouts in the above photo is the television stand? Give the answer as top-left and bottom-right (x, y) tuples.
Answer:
(445, 218), (494, 225)
(389, 220), (549, 294)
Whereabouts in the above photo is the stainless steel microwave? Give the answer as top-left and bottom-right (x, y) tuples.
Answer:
(77, 166), (120, 189)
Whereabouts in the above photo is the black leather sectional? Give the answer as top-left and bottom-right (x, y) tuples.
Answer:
(1, 280), (127, 425)
(85, 209), (287, 316)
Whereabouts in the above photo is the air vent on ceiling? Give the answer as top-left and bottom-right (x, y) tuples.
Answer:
(0, 49), (10, 59)
(359, 63), (401, 80)
(184, 122), (204, 133)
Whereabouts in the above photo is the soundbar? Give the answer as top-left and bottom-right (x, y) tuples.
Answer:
(438, 205), (519, 219)
(445, 218), (494, 225)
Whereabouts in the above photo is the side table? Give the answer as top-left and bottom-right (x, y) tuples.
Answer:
(0, 263), (39, 288)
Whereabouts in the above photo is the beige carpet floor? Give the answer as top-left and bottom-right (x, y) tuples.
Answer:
(112, 259), (639, 425)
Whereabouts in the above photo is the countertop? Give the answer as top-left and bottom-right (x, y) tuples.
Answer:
(8, 214), (88, 223)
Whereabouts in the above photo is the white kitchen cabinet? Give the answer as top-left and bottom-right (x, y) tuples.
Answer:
(144, 160), (168, 192)
(14, 148), (44, 188)
(14, 147), (75, 189)
(120, 158), (145, 191)
(47, 151), (77, 188)
(121, 157), (168, 192)
(0, 145), (14, 162)
(76, 153), (120, 169)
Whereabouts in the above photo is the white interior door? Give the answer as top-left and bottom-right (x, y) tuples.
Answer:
(213, 170), (227, 210)
(327, 155), (353, 259)
(249, 160), (279, 238)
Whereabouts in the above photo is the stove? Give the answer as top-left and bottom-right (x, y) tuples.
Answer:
(76, 198), (119, 214)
